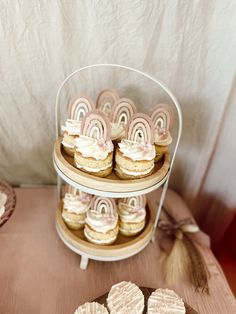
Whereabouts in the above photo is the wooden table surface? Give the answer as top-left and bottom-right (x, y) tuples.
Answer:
(0, 187), (235, 314)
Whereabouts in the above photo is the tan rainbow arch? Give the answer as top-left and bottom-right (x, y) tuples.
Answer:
(68, 95), (95, 120)
(80, 110), (111, 141)
(92, 197), (116, 215)
(150, 104), (173, 130)
(126, 113), (155, 144)
(110, 98), (137, 125)
(121, 195), (146, 208)
(96, 89), (119, 117)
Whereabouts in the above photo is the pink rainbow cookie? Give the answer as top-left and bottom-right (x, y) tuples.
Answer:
(84, 196), (119, 245)
(110, 98), (137, 141)
(107, 281), (144, 314)
(74, 302), (108, 314)
(74, 110), (114, 177)
(118, 195), (147, 236)
(61, 95), (95, 156)
(96, 89), (119, 117)
(61, 185), (93, 230)
(115, 113), (156, 179)
(150, 104), (173, 162)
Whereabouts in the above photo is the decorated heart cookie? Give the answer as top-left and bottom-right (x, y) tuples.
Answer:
(96, 89), (119, 117)
(80, 110), (111, 141)
(125, 113), (155, 144)
(68, 95), (95, 120)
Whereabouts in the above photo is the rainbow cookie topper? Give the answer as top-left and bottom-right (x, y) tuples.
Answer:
(120, 195), (147, 209)
(96, 89), (119, 117)
(110, 98), (137, 125)
(125, 113), (155, 144)
(80, 110), (111, 141)
(150, 104), (173, 131)
(68, 95), (95, 120)
(92, 197), (117, 216)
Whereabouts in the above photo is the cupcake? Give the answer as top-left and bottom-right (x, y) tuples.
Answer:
(110, 98), (137, 142)
(62, 185), (92, 230)
(150, 104), (173, 162)
(147, 288), (185, 314)
(74, 110), (114, 177)
(115, 113), (156, 179)
(96, 89), (119, 118)
(118, 195), (146, 236)
(84, 197), (119, 245)
(74, 302), (108, 314)
(61, 95), (95, 156)
(107, 281), (144, 314)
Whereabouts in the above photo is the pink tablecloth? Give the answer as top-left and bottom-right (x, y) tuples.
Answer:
(0, 187), (235, 314)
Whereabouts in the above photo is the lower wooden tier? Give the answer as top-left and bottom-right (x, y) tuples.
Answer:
(56, 198), (155, 269)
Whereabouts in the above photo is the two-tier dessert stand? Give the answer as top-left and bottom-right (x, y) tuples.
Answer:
(53, 64), (182, 269)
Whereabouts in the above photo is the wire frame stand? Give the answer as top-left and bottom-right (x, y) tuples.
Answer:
(54, 64), (182, 269)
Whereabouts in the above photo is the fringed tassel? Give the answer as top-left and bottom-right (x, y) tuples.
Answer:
(164, 230), (210, 293)
(183, 235), (210, 293)
(164, 230), (190, 283)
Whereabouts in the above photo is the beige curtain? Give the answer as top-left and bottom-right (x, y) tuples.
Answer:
(0, 0), (236, 248)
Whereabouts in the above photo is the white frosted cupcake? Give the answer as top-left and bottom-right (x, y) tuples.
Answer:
(74, 110), (114, 177)
(62, 186), (92, 230)
(107, 281), (144, 314)
(150, 104), (173, 162)
(115, 113), (156, 179)
(147, 288), (185, 314)
(74, 302), (108, 314)
(118, 195), (146, 236)
(84, 197), (119, 245)
(96, 89), (119, 118)
(110, 98), (137, 142)
(61, 95), (95, 156)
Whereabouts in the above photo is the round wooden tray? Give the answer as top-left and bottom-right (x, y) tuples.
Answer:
(94, 286), (198, 314)
(56, 199), (154, 260)
(0, 181), (16, 228)
(53, 137), (170, 197)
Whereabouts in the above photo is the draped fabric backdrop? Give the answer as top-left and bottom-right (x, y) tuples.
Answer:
(0, 0), (236, 249)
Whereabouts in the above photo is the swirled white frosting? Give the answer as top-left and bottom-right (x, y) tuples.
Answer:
(111, 122), (125, 140)
(154, 128), (172, 146)
(119, 140), (155, 161)
(107, 281), (144, 314)
(0, 192), (7, 218)
(148, 288), (185, 314)
(75, 135), (113, 160)
(85, 210), (118, 233)
(62, 119), (82, 135)
(74, 302), (108, 314)
(118, 203), (146, 223)
(63, 193), (91, 214)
